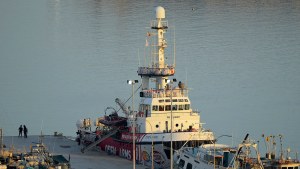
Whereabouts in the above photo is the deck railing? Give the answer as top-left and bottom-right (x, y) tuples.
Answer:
(140, 88), (187, 98)
(137, 66), (175, 76)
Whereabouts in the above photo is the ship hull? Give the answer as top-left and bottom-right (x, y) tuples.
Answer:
(98, 137), (170, 168)
(79, 130), (214, 169)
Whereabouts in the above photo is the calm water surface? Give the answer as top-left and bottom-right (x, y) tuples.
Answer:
(0, 0), (299, 154)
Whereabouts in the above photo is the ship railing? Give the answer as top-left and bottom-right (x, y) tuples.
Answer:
(192, 110), (200, 115)
(137, 66), (175, 76)
(151, 20), (168, 29)
(141, 88), (188, 98)
(81, 128), (118, 153)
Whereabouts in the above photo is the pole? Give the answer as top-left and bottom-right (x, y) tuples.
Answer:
(214, 141), (216, 169)
(132, 83), (136, 169)
(170, 83), (173, 169)
(128, 80), (138, 169)
(146, 120), (154, 169)
(0, 128), (3, 155)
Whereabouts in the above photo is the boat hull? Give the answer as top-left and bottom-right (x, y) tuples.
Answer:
(79, 130), (214, 169)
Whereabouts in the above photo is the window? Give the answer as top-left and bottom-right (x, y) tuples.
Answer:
(187, 163), (193, 169)
(185, 104), (190, 110)
(159, 99), (164, 103)
(178, 159), (185, 168)
(172, 105), (177, 110)
(178, 99), (184, 102)
(152, 105), (158, 111)
(159, 105), (164, 111)
(185, 99), (188, 102)
(172, 99), (177, 102)
(156, 125), (159, 128)
(165, 105), (171, 111)
(178, 105), (184, 110)
(176, 124), (179, 127)
(165, 99), (170, 102)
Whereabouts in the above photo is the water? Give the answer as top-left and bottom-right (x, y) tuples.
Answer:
(0, 0), (299, 154)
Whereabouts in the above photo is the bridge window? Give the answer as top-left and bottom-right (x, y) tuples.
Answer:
(159, 105), (164, 111)
(165, 105), (171, 111)
(178, 99), (184, 102)
(185, 99), (188, 102)
(178, 105), (184, 110)
(152, 105), (158, 111)
(185, 104), (190, 110)
(165, 99), (170, 102)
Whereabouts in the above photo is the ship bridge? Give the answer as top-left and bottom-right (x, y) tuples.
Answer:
(135, 92), (201, 134)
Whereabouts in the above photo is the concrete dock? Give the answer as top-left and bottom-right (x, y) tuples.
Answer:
(2, 135), (148, 169)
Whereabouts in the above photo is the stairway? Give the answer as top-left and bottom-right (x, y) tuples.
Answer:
(81, 128), (118, 153)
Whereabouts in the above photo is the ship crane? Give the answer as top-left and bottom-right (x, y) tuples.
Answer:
(115, 98), (129, 116)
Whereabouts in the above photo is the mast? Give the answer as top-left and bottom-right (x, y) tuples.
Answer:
(137, 6), (175, 90)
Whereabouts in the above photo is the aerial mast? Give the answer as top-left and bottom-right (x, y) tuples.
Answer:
(137, 6), (175, 91)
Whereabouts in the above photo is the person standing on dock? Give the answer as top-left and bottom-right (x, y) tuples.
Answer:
(18, 125), (23, 137)
(23, 125), (28, 138)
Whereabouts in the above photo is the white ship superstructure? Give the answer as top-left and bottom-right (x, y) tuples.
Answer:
(134, 5), (213, 146)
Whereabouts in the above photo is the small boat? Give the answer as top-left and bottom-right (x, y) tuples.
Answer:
(174, 134), (299, 169)
(98, 107), (127, 127)
(261, 134), (299, 169)
(174, 134), (264, 169)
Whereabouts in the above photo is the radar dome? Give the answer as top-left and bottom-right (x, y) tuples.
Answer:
(156, 6), (165, 19)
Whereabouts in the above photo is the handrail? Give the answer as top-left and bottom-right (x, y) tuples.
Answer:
(137, 66), (175, 76)
(141, 88), (188, 98)
(81, 128), (118, 153)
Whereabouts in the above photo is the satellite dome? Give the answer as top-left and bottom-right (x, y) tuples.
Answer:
(156, 6), (165, 19)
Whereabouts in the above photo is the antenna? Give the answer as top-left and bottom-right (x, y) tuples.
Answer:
(279, 134), (283, 160)
(173, 26), (176, 67)
(138, 48), (140, 66)
(0, 128), (3, 155)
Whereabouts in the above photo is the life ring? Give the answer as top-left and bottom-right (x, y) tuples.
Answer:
(170, 69), (174, 74)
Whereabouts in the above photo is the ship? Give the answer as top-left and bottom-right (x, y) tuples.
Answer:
(173, 134), (299, 169)
(174, 134), (264, 169)
(75, 6), (214, 169)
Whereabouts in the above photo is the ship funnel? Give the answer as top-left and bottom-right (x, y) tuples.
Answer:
(156, 6), (165, 19)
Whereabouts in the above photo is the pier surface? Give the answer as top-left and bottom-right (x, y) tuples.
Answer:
(2, 135), (147, 169)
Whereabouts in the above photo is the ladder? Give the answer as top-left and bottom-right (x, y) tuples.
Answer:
(81, 128), (118, 153)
